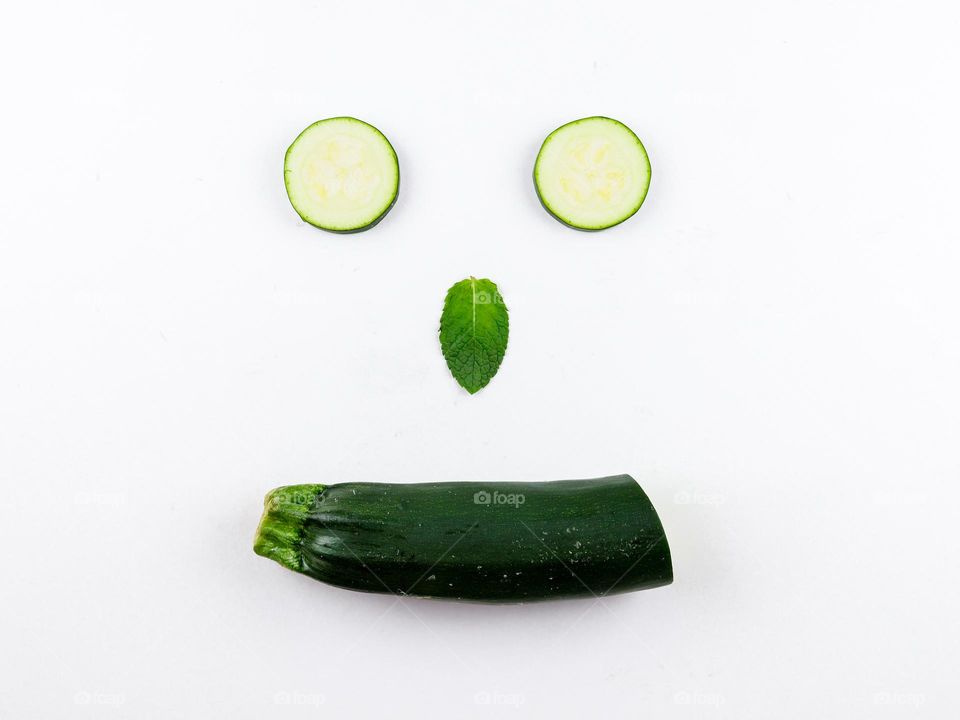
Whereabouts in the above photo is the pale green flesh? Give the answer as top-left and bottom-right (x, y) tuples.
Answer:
(284, 117), (399, 232)
(534, 116), (651, 231)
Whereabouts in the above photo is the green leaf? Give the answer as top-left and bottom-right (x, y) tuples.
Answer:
(439, 277), (509, 394)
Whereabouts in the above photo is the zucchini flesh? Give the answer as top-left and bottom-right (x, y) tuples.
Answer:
(254, 475), (672, 603)
(284, 117), (399, 233)
(534, 116), (651, 230)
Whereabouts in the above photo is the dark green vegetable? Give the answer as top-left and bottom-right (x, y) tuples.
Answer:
(254, 475), (672, 603)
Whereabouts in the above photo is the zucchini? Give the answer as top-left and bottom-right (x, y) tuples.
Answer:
(534, 116), (651, 231)
(284, 117), (399, 233)
(254, 475), (672, 603)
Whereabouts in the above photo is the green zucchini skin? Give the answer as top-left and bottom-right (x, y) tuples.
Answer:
(254, 475), (672, 603)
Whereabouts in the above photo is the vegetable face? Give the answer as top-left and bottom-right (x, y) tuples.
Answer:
(254, 475), (672, 603)
(534, 116), (651, 231)
(284, 117), (399, 232)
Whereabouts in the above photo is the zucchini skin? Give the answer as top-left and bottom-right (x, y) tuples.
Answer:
(254, 475), (672, 603)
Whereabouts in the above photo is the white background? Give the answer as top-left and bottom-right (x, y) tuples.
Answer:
(1, 1), (958, 717)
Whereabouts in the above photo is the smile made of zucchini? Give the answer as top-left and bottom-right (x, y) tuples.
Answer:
(254, 475), (672, 603)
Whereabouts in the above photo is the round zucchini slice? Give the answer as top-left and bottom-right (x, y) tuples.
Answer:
(534, 116), (651, 231)
(284, 117), (399, 233)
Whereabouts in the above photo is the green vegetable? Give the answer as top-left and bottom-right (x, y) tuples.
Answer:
(284, 117), (400, 233)
(439, 277), (509, 394)
(254, 475), (672, 603)
(534, 116), (651, 231)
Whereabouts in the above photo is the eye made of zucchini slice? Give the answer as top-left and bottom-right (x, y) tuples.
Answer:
(534, 116), (651, 231)
(284, 117), (400, 233)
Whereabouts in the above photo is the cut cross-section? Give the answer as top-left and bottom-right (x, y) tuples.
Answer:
(284, 117), (399, 233)
(534, 116), (651, 231)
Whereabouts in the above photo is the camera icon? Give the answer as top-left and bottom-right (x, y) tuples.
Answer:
(473, 490), (492, 505)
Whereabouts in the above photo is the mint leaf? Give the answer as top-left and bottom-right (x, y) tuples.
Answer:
(439, 277), (509, 394)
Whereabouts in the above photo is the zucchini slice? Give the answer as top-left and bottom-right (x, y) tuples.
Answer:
(534, 116), (651, 231)
(254, 475), (672, 603)
(284, 117), (399, 233)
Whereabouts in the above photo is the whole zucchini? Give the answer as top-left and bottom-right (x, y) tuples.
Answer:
(253, 475), (672, 603)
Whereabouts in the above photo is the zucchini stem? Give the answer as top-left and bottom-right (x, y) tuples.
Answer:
(253, 485), (325, 572)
